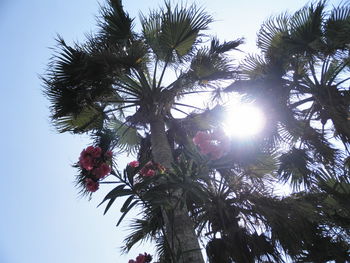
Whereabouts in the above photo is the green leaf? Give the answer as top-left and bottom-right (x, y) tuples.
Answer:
(108, 118), (141, 154)
(120, 195), (134, 213)
(103, 197), (117, 215)
(98, 0), (134, 44)
(116, 200), (139, 226)
(98, 184), (132, 207)
(141, 2), (212, 61)
(54, 105), (105, 133)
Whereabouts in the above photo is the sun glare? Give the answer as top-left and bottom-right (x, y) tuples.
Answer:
(224, 103), (265, 137)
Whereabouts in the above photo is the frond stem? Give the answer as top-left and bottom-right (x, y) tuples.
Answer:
(173, 102), (203, 111)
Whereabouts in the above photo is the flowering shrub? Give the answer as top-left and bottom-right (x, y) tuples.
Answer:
(78, 146), (113, 192)
(128, 253), (152, 263)
(193, 129), (230, 160)
(139, 161), (165, 177)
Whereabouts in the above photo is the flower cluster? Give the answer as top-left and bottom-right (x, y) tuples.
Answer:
(128, 253), (152, 263)
(78, 146), (113, 192)
(128, 160), (140, 168)
(193, 129), (230, 160)
(128, 160), (165, 178)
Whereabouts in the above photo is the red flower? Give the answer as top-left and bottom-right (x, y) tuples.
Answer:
(144, 169), (155, 177)
(193, 129), (230, 160)
(92, 147), (102, 158)
(79, 146), (102, 170)
(139, 161), (165, 177)
(79, 151), (94, 171)
(92, 163), (111, 179)
(198, 140), (214, 155)
(85, 178), (99, 192)
(128, 161), (140, 168)
(128, 260), (136, 263)
(85, 146), (95, 153)
(193, 131), (211, 146)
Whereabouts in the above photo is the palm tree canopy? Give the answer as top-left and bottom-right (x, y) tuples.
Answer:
(43, 0), (242, 136)
(43, 1), (350, 262)
(225, 1), (350, 189)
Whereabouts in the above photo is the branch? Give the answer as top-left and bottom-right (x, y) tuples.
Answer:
(289, 97), (314, 108)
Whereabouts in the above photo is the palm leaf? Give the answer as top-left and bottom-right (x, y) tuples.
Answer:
(189, 48), (235, 83)
(98, 0), (134, 44)
(141, 2), (212, 62)
(324, 4), (350, 51)
(43, 36), (117, 121)
(210, 37), (244, 54)
(257, 12), (290, 58)
(54, 105), (105, 133)
(287, 1), (325, 54)
(277, 147), (314, 190)
(122, 207), (163, 253)
(108, 118), (141, 154)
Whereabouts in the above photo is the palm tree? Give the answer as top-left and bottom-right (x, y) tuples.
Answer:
(43, 1), (242, 262)
(43, 0), (350, 262)
(109, 120), (350, 262)
(225, 0), (350, 189)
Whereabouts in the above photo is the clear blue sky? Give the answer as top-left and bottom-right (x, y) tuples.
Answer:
(0, 0), (343, 262)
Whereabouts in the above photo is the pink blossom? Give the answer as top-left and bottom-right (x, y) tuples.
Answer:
(92, 163), (111, 179)
(139, 161), (164, 177)
(193, 129), (230, 160)
(85, 146), (95, 153)
(85, 178), (99, 192)
(139, 161), (154, 177)
(128, 161), (140, 168)
(193, 131), (210, 146)
(144, 169), (155, 177)
(197, 140), (212, 155)
(200, 143), (224, 160)
(79, 153), (94, 171)
(91, 147), (102, 158)
(79, 146), (102, 170)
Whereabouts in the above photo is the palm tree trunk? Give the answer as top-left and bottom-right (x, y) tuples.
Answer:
(150, 116), (204, 263)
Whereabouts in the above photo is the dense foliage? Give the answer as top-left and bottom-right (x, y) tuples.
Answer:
(43, 0), (350, 262)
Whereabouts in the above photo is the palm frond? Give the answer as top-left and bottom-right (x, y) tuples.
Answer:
(54, 105), (105, 133)
(189, 48), (235, 83)
(324, 4), (350, 51)
(287, 1), (326, 54)
(210, 37), (244, 54)
(141, 1), (213, 62)
(122, 207), (163, 253)
(98, 0), (134, 44)
(257, 12), (290, 58)
(277, 147), (314, 190)
(43, 36), (117, 123)
(108, 118), (141, 154)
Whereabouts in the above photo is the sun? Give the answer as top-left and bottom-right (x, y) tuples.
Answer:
(224, 102), (265, 137)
